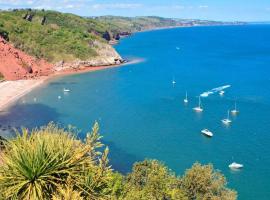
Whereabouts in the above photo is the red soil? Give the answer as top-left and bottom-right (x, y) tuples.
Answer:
(0, 37), (53, 80)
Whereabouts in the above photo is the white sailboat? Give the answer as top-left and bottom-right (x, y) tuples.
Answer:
(231, 102), (239, 114)
(193, 96), (203, 112)
(222, 110), (232, 125)
(184, 91), (188, 103)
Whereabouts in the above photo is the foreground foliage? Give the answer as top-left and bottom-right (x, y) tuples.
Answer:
(0, 122), (237, 199)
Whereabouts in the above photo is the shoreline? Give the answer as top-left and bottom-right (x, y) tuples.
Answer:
(0, 62), (129, 112)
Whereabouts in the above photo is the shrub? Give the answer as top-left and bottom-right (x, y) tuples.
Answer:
(0, 123), (237, 200)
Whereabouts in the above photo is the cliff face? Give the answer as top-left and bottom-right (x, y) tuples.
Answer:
(0, 36), (123, 80)
(0, 37), (53, 80)
(54, 40), (123, 71)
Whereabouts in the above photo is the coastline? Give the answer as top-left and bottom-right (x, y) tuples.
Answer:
(0, 63), (127, 112)
(0, 78), (47, 111)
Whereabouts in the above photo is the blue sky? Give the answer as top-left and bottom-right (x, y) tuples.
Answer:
(0, 0), (270, 21)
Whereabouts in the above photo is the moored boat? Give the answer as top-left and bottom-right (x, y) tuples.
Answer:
(201, 129), (213, 137)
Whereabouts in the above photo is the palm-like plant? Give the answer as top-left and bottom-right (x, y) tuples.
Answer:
(0, 123), (92, 200)
(52, 177), (83, 200)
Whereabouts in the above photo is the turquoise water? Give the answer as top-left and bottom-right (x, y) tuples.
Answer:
(1, 25), (270, 199)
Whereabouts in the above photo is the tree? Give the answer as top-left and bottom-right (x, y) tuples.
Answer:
(121, 160), (188, 200)
(181, 163), (237, 200)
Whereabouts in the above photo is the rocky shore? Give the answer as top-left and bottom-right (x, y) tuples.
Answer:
(0, 36), (124, 81)
(0, 35), (126, 111)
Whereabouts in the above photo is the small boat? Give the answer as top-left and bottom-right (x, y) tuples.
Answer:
(201, 129), (213, 137)
(172, 79), (176, 85)
(231, 102), (239, 114)
(229, 162), (243, 169)
(219, 90), (225, 96)
(58, 96), (62, 99)
(193, 96), (203, 112)
(63, 88), (70, 92)
(184, 91), (188, 103)
(200, 92), (209, 97)
(176, 47), (180, 50)
(222, 110), (232, 125)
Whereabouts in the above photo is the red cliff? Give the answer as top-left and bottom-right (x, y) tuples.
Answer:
(0, 37), (53, 80)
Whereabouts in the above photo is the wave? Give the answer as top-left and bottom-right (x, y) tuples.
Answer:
(200, 85), (231, 97)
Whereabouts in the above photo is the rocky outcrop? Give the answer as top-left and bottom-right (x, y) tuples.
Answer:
(0, 37), (53, 80)
(102, 31), (113, 41)
(54, 41), (124, 71)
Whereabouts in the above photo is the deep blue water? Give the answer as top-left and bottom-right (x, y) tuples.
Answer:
(1, 25), (270, 199)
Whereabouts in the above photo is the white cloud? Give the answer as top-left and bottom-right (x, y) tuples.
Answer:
(0, 0), (88, 9)
(199, 5), (209, 9)
(91, 3), (142, 10)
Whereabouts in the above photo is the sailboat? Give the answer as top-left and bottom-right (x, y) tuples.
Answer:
(231, 102), (239, 114)
(184, 91), (188, 103)
(222, 110), (232, 125)
(193, 96), (203, 112)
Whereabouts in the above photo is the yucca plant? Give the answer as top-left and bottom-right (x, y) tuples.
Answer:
(52, 177), (83, 200)
(0, 122), (93, 200)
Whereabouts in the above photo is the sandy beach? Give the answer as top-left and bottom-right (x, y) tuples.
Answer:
(0, 78), (47, 111)
(0, 61), (134, 111)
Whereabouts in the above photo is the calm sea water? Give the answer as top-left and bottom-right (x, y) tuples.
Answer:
(1, 25), (270, 199)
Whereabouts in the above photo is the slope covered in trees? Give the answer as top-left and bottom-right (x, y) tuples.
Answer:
(0, 9), (104, 62)
(0, 122), (237, 199)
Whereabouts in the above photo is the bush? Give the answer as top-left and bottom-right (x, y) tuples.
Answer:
(0, 123), (237, 200)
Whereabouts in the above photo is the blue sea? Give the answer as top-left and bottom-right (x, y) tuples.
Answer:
(1, 25), (270, 199)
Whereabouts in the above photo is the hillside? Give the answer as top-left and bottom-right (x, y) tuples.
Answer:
(0, 9), (123, 80)
(0, 9), (245, 80)
(95, 15), (244, 33)
(0, 9), (112, 62)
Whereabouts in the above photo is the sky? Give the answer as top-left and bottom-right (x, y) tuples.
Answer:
(0, 0), (270, 21)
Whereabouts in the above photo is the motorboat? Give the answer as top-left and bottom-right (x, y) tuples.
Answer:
(201, 129), (213, 137)
(229, 162), (243, 169)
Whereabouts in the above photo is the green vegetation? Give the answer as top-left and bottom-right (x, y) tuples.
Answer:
(0, 9), (106, 62)
(95, 16), (180, 33)
(0, 9), (238, 64)
(94, 16), (233, 33)
(0, 122), (237, 200)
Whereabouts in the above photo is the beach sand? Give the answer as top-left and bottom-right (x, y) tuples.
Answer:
(0, 78), (46, 111)
(0, 58), (142, 112)
(0, 62), (132, 111)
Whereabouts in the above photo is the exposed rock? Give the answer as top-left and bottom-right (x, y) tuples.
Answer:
(54, 41), (123, 71)
(23, 13), (34, 22)
(41, 16), (46, 25)
(0, 37), (53, 80)
(102, 31), (113, 41)
(114, 33), (120, 40)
